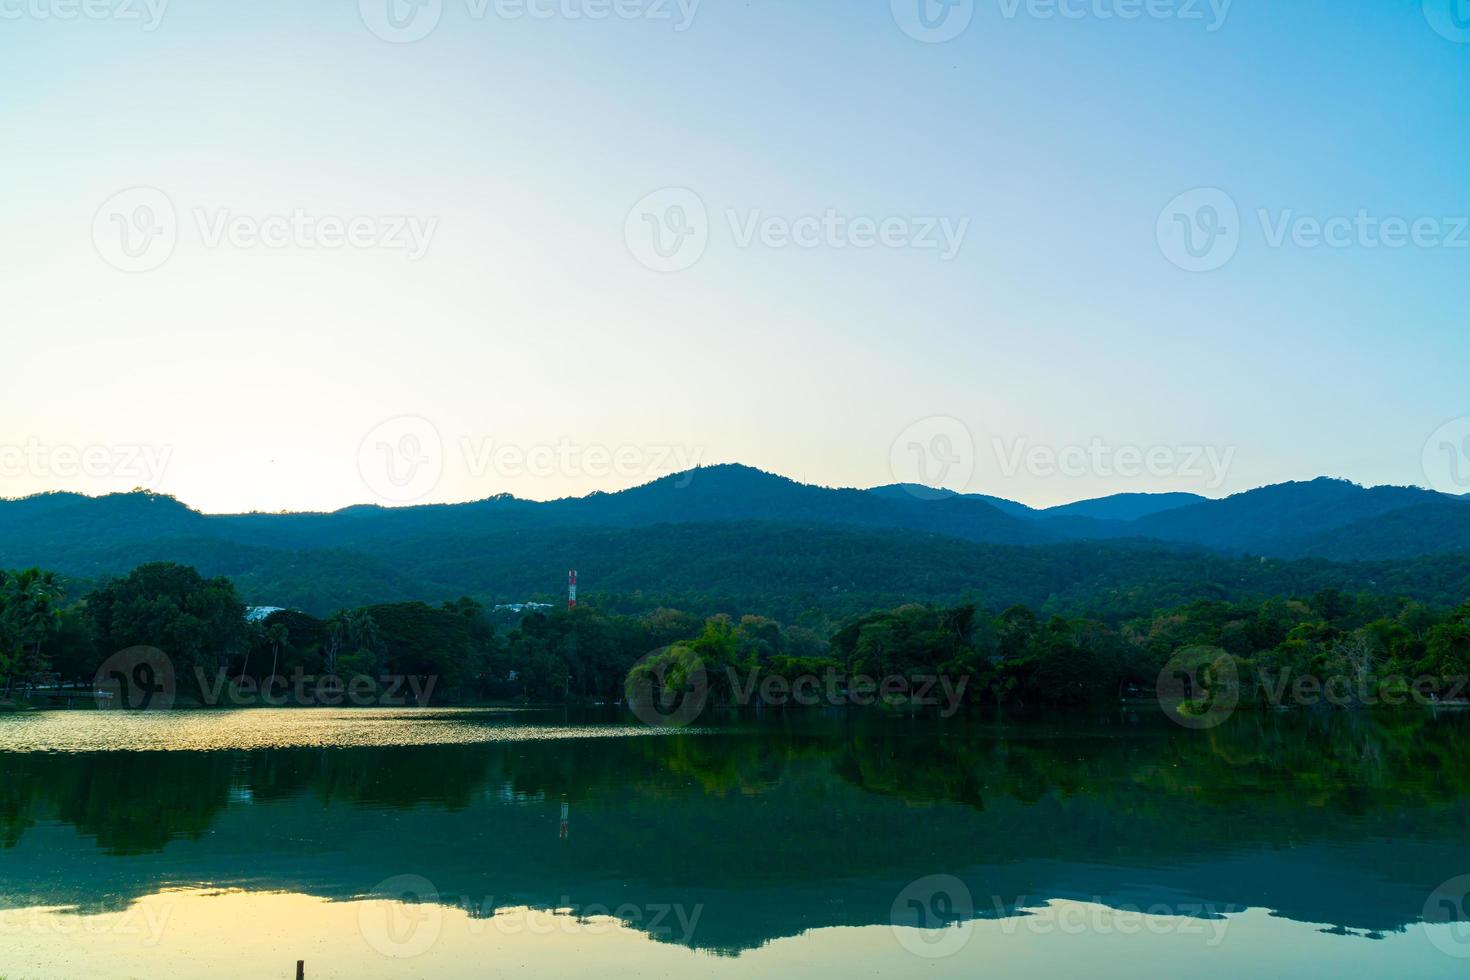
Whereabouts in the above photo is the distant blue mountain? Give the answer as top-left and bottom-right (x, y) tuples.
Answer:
(3, 469), (1467, 610)
(868, 484), (1037, 519)
(1274, 496), (1470, 561)
(869, 486), (1206, 523)
(1040, 492), (1206, 522)
(1124, 478), (1450, 554)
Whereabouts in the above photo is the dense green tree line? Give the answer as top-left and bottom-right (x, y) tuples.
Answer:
(2, 561), (1469, 710)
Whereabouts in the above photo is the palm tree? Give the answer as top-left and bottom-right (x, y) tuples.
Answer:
(267, 623), (289, 680)
(241, 620), (264, 680)
(0, 569), (62, 695)
(325, 611), (348, 675)
(325, 609), (381, 675)
(347, 610), (382, 659)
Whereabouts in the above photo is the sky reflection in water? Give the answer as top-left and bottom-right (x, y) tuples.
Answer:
(2, 708), (1470, 978)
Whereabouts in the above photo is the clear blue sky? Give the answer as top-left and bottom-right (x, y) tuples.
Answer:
(2, 0), (1467, 511)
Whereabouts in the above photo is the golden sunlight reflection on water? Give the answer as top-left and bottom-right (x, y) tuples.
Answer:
(0, 708), (682, 753)
(1, 889), (1466, 980)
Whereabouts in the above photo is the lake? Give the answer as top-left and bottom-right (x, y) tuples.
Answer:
(3, 707), (1470, 978)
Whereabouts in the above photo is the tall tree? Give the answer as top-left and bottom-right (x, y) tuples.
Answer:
(87, 563), (247, 702)
(0, 569), (63, 694)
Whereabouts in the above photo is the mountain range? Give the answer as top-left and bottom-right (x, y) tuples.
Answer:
(3, 465), (1468, 617)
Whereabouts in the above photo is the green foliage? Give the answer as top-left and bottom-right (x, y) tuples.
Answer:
(8, 480), (1470, 623)
(0, 568), (64, 695)
(86, 562), (247, 701)
(2, 554), (1469, 713)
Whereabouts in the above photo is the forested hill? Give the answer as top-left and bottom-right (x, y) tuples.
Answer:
(2, 464), (1465, 559)
(2, 465), (1470, 618)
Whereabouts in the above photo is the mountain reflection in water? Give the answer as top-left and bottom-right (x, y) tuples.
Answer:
(2, 708), (1470, 958)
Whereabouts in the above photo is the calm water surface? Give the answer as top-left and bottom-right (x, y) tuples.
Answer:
(3, 707), (1470, 978)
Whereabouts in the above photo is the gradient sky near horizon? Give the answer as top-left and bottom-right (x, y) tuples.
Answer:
(3, 0), (1469, 513)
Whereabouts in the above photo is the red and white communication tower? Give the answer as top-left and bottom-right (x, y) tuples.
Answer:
(568, 569), (578, 610)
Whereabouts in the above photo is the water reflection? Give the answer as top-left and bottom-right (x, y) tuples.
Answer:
(2, 709), (1470, 957)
